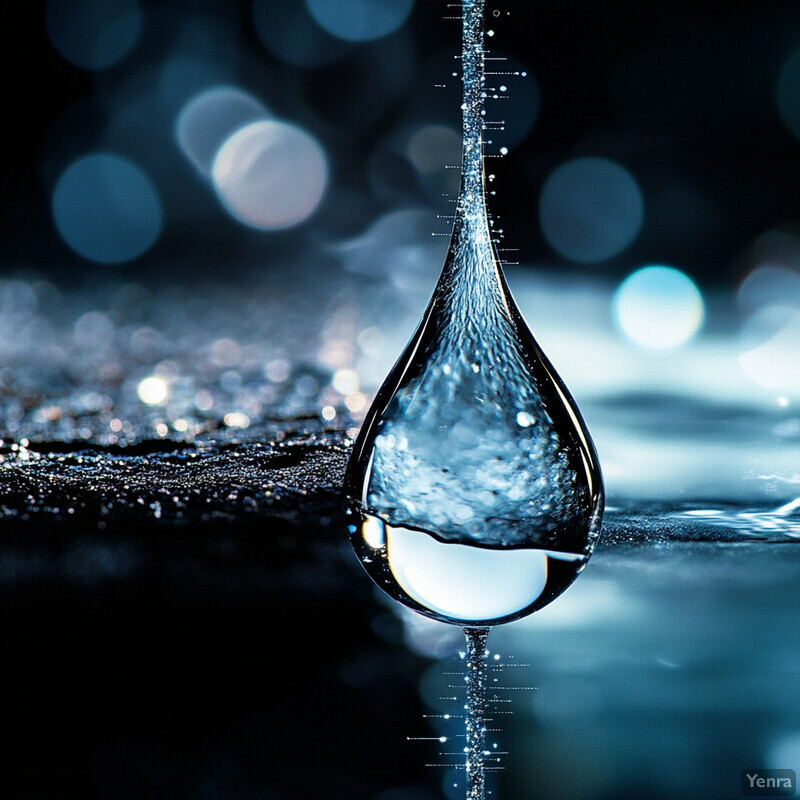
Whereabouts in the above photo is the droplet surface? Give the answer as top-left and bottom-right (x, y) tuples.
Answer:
(344, 0), (603, 628)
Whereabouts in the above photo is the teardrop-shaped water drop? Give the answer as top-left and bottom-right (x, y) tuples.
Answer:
(344, 0), (603, 628)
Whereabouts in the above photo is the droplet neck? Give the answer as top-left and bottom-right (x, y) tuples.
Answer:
(440, 0), (499, 295)
(458, 0), (488, 223)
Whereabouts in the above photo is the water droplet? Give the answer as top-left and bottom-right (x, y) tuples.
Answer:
(345, 0), (603, 629)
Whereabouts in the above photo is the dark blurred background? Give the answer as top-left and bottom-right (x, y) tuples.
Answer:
(2, 0), (799, 290)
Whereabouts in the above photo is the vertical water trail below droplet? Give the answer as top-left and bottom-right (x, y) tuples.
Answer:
(464, 626), (489, 800)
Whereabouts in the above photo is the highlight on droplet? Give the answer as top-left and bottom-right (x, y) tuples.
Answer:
(613, 265), (705, 350)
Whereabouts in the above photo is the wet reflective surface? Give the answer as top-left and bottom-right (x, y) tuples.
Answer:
(0, 272), (798, 799)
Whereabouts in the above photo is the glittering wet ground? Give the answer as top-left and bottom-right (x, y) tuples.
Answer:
(1, 274), (799, 800)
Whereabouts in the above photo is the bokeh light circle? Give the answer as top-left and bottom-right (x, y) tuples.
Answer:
(253, 0), (354, 68)
(305, 0), (414, 43)
(176, 86), (269, 177)
(211, 120), (328, 231)
(613, 265), (705, 350)
(407, 125), (461, 174)
(45, 0), (143, 71)
(52, 153), (162, 264)
(137, 376), (169, 406)
(539, 157), (644, 263)
(737, 264), (800, 313)
(777, 48), (800, 140)
(739, 305), (800, 392)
